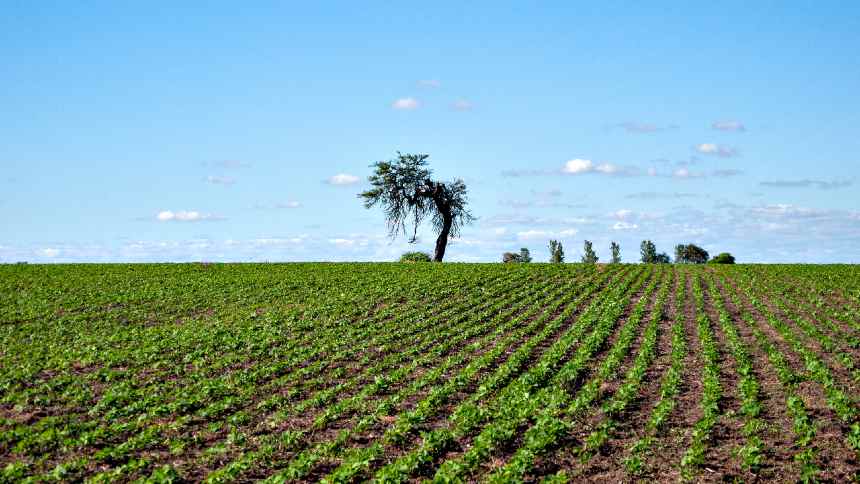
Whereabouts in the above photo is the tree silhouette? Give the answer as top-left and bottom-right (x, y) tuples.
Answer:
(548, 240), (565, 263)
(581, 240), (599, 264)
(360, 153), (474, 262)
(610, 241), (621, 264)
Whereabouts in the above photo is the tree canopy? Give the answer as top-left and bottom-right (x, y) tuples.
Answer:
(709, 252), (736, 264)
(675, 243), (710, 264)
(548, 240), (565, 263)
(360, 153), (474, 261)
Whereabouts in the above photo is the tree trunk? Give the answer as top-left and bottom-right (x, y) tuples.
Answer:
(433, 211), (453, 262)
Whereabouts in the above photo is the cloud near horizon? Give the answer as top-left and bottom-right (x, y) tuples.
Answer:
(326, 173), (361, 185)
(155, 210), (223, 222)
(695, 143), (739, 157)
(712, 120), (746, 132)
(391, 97), (420, 110)
(760, 179), (853, 190)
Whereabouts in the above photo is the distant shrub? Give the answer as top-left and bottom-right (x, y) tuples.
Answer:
(709, 252), (736, 264)
(502, 252), (521, 263)
(655, 252), (672, 264)
(400, 251), (432, 263)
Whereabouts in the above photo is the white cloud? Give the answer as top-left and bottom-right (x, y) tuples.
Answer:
(205, 175), (236, 186)
(612, 221), (639, 230)
(695, 143), (738, 157)
(156, 210), (221, 222)
(672, 167), (708, 179)
(41, 248), (60, 257)
(611, 209), (634, 220)
(277, 201), (302, 208)
(451, 99), (474, 111)
(560, 158), (633, 176)
(712, 120), (746, 132)
(517, 228), (578, 241)
(417, 79), (441, 88)
(760, 179), (853, 190)
(563, 159), (594, 174)
(329, 238), (356, 247)
(392, 97), (420, 110)
(517, 230), (550, 240)
(326, 173), (360, 186)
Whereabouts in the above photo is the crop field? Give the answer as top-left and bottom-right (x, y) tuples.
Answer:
(1, 263), (859, 483)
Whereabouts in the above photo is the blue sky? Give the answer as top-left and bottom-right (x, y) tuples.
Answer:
(2, 1), (859, 263)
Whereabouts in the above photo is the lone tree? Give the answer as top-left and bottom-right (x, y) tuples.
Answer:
(610, 241), (621, 264)
(360, 153), (474, 262)
(548, 240), (565, 263)
(640, 240), (658, 263)
(581, 240), (599, 264)
(519, 247), (532, 263)
(675, 243), (709, 264)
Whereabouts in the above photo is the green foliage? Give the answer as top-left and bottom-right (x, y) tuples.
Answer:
(709, 252), (736, 264)
(503, 248), (532, 263)
(609, 241), (621, 264)
(639, 240), (657, 263)
(548, 240), (565, 263)
(502, 252), (520, 263)
(359, 152), (474, 261)
(399, 251), (432, 263)
(520, 247), (532, 263)
(674, 243), (709, 264)
(1, 263), (859, 482)
(581, 240), (599, 264)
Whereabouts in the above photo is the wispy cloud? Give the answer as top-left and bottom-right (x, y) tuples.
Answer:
(694, 143), (739, 157)
(326, 173), (361, 185)
(392, 97), (420, 110)
(625, 191), (701, 200)
(671, 167), (742, 179)
(760, 179), (853, 190)
(155, 210), (224, 222)
(253, 201), (302, 209)
(712, 120), (746, 132)
(205, 175), (236, 186)
(516, 228), (578, 241)
(612, 221), (639, 230)
(562, 158), (639, 176)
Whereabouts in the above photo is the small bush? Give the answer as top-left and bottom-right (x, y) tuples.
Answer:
(502, 252), (521, 263)
(709, 252), (736, 264)
(503, 248), (532, 263)
(399, 251), (432, 263)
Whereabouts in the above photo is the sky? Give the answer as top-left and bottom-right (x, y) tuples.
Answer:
(2, 1), (859, 263)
